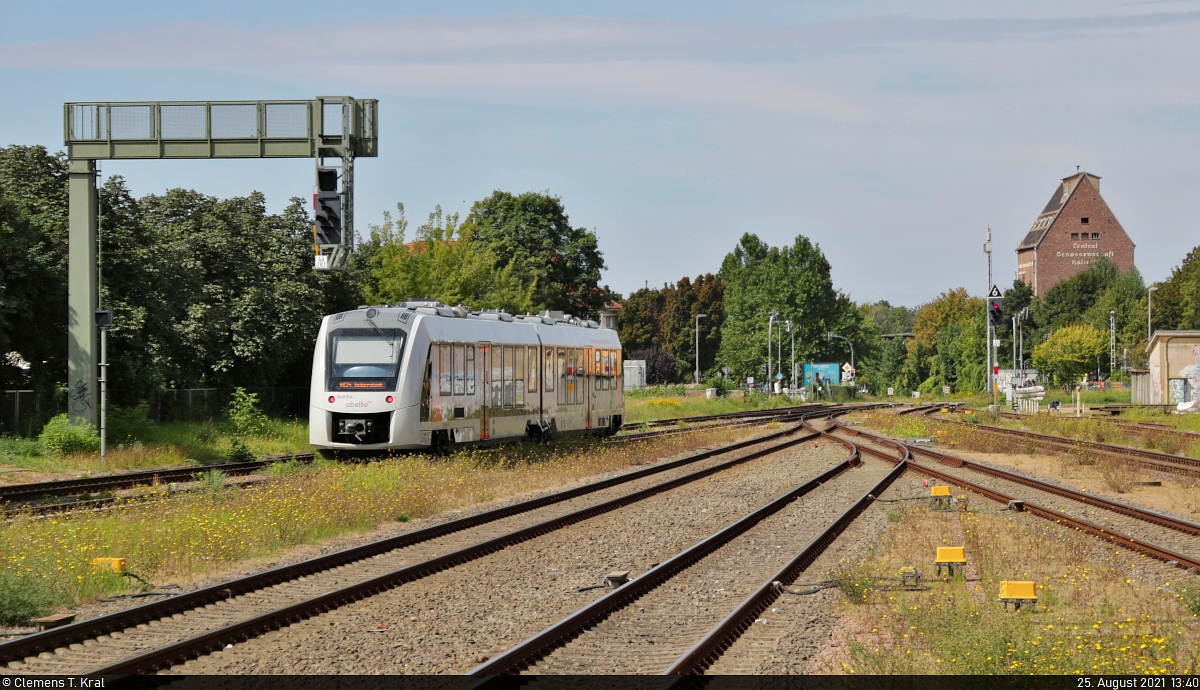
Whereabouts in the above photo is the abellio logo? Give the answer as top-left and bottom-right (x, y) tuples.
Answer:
(335, 395), (372, 409)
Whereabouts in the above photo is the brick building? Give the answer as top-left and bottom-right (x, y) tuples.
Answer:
(1015, 172), (1135, 296)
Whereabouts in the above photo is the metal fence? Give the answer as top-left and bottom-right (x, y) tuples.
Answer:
(0, 386), (310, 436)
(153, 387), (310, 423)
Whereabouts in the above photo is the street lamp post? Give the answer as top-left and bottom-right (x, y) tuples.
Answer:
(786, 320), (794, 391)
(767, 311), (777, 393)
(694, 313), (707, 385)
(826, 332), (855, 388)
(1148, 286), (1158, 343)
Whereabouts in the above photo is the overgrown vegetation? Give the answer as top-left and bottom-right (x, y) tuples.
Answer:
(0, 426), (751, 619)
(828, 504), (1197, 674)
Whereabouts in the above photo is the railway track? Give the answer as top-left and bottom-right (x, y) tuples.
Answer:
(4, 408), (861, 675)
(927, 410), (1200, 478)
(2, 405), (847, 515)
(838, 423), (1200, 572)
(462, 416), (904, 675)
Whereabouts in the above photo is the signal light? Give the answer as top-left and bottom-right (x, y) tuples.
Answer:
(313, 167), (342, 246)
(987, 297), (1004, 327)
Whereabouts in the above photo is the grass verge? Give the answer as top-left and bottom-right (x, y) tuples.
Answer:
(0, 425), (751, 622)
(826, 504), (1198, 674)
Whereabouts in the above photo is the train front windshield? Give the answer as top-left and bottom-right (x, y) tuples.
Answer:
(327, 328), (407, 391)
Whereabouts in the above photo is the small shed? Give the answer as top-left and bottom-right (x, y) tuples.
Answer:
(1145, 331), (1200, 404)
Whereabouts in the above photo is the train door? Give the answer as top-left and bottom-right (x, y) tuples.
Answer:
(479, 343), (490, 440)
(585, 347), (593, 429)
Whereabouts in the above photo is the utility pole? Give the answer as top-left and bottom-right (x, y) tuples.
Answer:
(1109, 310), (1116, 377)
(984, 228), (993, 396)
(767, 311), (777, 394)
(787, 320), (795, 391)
(1148, 286), (1157, 343)
(694, 313), (707, 385)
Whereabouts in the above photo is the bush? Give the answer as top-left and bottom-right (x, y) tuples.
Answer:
(226, 437), (257, 463)
(38, 414), (100, 456)
(0, 571), (59, 625)
(226, 388), (268, 437)
(702, 376), (738, 392)
(108, 402), (153, 444)
(629, 348), (679, 385)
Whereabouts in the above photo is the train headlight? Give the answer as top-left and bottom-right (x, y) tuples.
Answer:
(328, 396), (336, 403)
(386, 396), (394, 403)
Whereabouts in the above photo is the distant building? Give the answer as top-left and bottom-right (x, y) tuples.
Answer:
(599, 301), (622, 331)
(1015, 172), (1135, 297)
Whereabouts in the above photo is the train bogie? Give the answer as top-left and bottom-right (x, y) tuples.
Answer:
(309, 302), (623, 456)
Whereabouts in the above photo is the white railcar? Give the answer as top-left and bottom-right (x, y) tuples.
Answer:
(309, 301), (624, 456)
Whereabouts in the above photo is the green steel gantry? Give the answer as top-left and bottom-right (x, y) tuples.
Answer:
(63, 97), (378, 426)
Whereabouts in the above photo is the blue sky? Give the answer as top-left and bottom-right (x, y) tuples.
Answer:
(3, 1), (1198, 307)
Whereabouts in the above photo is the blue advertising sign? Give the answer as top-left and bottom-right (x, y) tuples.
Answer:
(803, 362), (840, 387)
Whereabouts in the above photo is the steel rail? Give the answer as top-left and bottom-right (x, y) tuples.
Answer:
(0, 456), (306, 504)
(901, 444), (1200, 537)
(1, 405), (842, 508)
(663, 458), (907, 674)
(0, 417), (827, 668)
(930, 414), (1200, 476)
(843, 425), (1200, 571)
(80, 418), (837, 676)
(466, 424), (866, 676)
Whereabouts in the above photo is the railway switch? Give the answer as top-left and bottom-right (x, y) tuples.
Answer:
(998, 581), (1038, 610)
(933, 547), (966, 577)
(92, 557), (127, 574)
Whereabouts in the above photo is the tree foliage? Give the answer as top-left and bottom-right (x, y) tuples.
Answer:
(629, 348), (678, 386)
(0, 146), (69, 393)
(617, 274), (724, 382)
(467, 191), (606, 318)
(1033, 324), (1108, 384)
(360, 204), (535, 314)
(715, 233), (869, 382)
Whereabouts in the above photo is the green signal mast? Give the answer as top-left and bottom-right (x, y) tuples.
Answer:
(63, 97), (378, 426)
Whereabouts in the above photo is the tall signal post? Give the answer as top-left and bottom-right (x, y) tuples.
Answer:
(63, 98), (378, 426)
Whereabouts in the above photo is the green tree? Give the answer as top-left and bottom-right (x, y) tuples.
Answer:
(362, 204), (535, 313)
(0, 146), (69, 396)
(715, 233), (866, 382)
(1032, 324), (1108, 384)
(467, 191), (606, 318)
(617, 286), (667, 353)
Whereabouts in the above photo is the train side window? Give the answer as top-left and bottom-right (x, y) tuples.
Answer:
(439, 343), (452, 395)
(544, 348), (554, 393)
(557, 348), (567, 405)
(465, 346), (476, 395)
(514, 347), (526, 407)
(527, 346), (538, 393)
(491, 347), (502, 408)
(453, 345), (465, 395)
(503, 346), (514, 407)
(421, 346), (432, 421)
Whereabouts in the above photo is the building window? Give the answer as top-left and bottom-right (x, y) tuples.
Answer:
(1070, 233), (1079, 239)
(1081, 217), (1089, 225)
(1091, 232), (1100, 239)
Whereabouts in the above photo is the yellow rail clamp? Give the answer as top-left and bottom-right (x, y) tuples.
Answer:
(92, 557), (126, 574)
(998, 581), (1038, 610)
(930, 486), (951, 497)
(933, 547), (966, 577)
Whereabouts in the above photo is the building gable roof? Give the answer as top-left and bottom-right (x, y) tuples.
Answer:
(1016, 172), (1101, 251)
